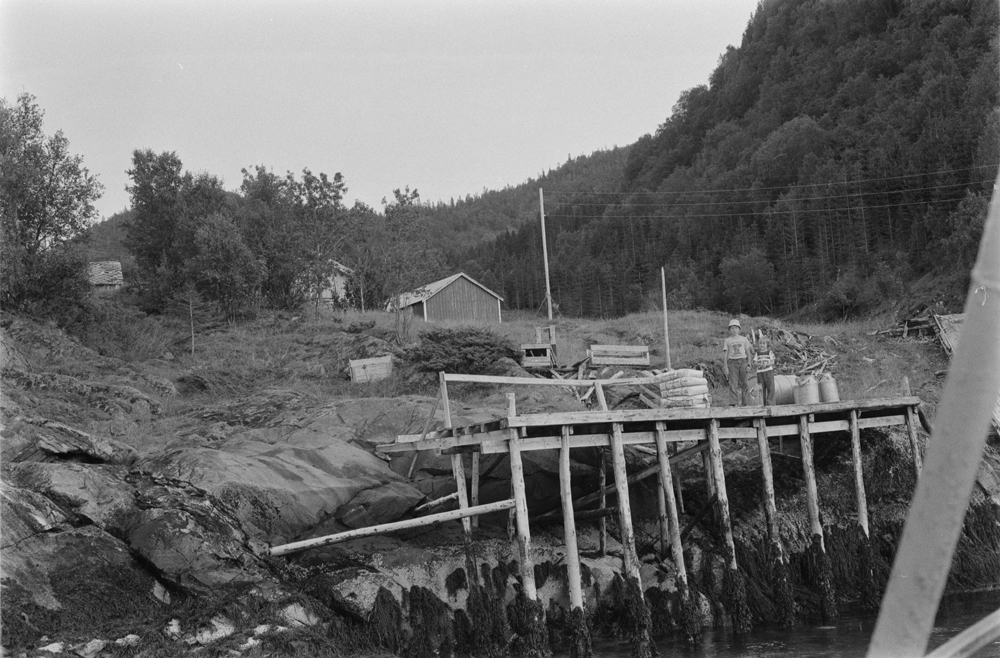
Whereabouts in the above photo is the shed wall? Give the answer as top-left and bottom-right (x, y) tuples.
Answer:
(425, 277), (500, 323)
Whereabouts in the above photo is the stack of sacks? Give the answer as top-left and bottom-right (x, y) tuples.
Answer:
(657, 369), (711, 408)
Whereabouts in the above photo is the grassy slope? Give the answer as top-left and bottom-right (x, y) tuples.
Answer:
(76, 302), (949, 458)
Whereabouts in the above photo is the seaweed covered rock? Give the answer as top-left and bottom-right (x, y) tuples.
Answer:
(141, 425), (424, 543)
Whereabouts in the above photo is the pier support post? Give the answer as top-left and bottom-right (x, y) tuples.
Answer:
(799, 414), (837, 623)
(905, 404), (923, 478)
(508, 426), (549, 656)
(599, 449), (607, 556)
(508, 429), (537, 599)
(655, 422), (700, 641)
(451, 453), (473, 542)
(850, 409), (878, 610)
(560, 427), (593, 658)
(609, 421), (654, 658)
(471, 453), (480, 528)
(707, 419), (752, 634)
(756, 418), (794, 627)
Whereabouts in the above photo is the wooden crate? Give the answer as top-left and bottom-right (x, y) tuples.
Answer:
(521, 343), (555, 369)
(349, 355), (394, 382)
(587, 344), (650, 367)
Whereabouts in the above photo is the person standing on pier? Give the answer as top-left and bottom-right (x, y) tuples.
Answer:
(722, 318), (754, 406)
(753, 334), (776, 406)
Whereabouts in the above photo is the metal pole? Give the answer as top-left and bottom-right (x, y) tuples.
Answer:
(540, 188), (553, 320)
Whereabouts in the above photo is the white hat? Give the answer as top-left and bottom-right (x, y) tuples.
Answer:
(728, 319), (741, 328)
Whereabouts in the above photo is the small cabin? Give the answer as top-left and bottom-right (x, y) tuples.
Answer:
(394, 273), (503, 323)
(319, 260), (354, 304)
(87, 261), (123, 295)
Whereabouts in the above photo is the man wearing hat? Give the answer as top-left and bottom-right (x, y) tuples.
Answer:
(722, 318), (754, 406)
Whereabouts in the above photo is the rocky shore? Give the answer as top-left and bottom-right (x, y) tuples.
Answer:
(3, 316), (998, 657)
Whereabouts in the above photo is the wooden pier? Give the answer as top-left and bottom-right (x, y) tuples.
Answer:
(275, 370), (923, 654)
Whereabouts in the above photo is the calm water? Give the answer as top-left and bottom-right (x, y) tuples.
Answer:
(593, 592), (1000, 658)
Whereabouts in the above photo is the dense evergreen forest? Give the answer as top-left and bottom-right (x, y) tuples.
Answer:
(448, 0), (999, 319)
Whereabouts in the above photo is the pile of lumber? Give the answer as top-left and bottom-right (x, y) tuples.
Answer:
(755, 325), (837, 375)
(869, 316), (937, 338)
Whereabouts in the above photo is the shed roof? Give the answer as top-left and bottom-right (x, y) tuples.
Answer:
(396, 272), (503, 309)
(87, 261), (124, 286)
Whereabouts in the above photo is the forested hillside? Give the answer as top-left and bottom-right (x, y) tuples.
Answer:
(457, 0), (999, 319)
(421, 146), (630, 256)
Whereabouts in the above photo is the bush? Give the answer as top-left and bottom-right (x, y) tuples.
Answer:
(72, 299), (172, 362)
(0, 246), (92, 326)
(406, 326), (520, 375)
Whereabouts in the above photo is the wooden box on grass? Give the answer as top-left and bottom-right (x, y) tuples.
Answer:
(350, 355), (394, 382)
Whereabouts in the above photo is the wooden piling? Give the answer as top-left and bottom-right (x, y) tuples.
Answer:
(755, 419), (781, 551)
(654, 422), (688, 590)
(609, 420), (654, 658)
(598, 449), (607, 556)
(452, 453), (473, 540)
(708, 419), (752, 634)
(656, 476), (669, 559)
(507, 393), (517, 541)
(595, 382), (609, 557)
(798, 415), (824, 547)
(471, 452), (480, 528)
(849, 410), (870, 537)
(799, 414), (837, 622)
(560, 427), (584, 611)
(508, 428), (538, 600)
(756, 418), (794, 627)
(671, 443), (685, 514)
(707, 421), (737, 571)
(905, 404), (923, 477)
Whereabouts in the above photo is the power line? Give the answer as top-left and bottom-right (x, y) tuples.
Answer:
(543, 179), (990, 209)
(541, 164), (996, 198)
(544, 194), (972, 221)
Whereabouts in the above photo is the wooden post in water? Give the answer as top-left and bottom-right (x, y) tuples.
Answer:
(799, 414), (837, 623)
(471, 453), (480, 529)
(707, 420), (738, 570)
(702, 440), (716, 523)
(506, 393), (517, 541)
(451, 453), (473, 540)
(598, 449), (608, 556)
(755, 419), (782, 550)
(560, 425), (592, 658)
(508, 427), (538, 600)
(595, 382), (610, 557)
(708, 419), (752, 634)
(656, 477), (669, 559)
(654, 422), (689, 592)
(849, 410), (870, 537)
(672, 443), (685, 514)
(609, 419), (654, 657)
(560, 426), (584, 610)
(901, 376), (923, 476)
(799, 415), (824, 548)
(905, 404), (923, 477)
(756, 418), (794, 627)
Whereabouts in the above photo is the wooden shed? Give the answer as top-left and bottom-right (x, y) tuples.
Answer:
(394, 273), (503, 323)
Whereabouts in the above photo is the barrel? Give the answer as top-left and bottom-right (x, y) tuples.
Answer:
(795, 374), (821, 405)
(774, 374), (797, 405)
(818, 373), (840, 402)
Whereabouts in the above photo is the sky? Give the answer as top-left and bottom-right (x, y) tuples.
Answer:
(1, 0), (759, 221)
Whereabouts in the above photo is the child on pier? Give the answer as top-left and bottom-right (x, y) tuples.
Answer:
(753, 335), (776, 406)
(722, 319), (754, 406)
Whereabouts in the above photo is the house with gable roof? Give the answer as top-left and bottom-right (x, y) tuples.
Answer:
(392, 272), (503, 323)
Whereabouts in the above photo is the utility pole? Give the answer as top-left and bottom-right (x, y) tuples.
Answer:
(539, 188), (553, 320)
(661, 267), (671, 370)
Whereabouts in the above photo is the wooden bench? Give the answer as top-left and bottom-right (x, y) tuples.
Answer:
(349, 355), (394, 382)
(587, 344), (650, 367)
